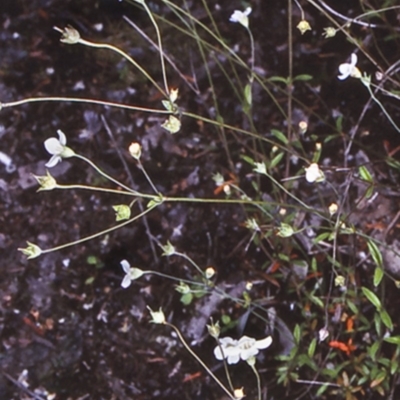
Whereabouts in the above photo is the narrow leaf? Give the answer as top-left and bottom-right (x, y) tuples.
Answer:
(362, 286), (381, 309)
(367, 239), (383, 269)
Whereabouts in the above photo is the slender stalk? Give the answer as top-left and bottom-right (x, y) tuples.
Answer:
(137, 160), (159, 194)
(249, 362), (262, 400)
(173, 251), (205, 276)
(41, 204), (157, 254)
(139, 1), (170, 95)
(0, 96), (170, 113)
(215, 339), (235, 392)
(165, 322), (236, 400)
(55, 184), (138, 197)
(73, 154), (137, 194)
(53, 25), (167, 98)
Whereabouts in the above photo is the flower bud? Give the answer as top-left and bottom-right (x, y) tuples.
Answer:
(297, 20), (311, 35)
(129, 142), (142, 160)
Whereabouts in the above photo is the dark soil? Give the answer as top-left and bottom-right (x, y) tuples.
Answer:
(1, 1), (400, 399)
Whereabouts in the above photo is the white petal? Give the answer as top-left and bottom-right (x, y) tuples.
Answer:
(338, 64), (351, 80)
(214, 346), (224, 360)
(229, 10), (242, 23)
(255, 336), (273, 349)
(238, 336), (255, 346)
(120, 259), (131, 273)
(350, 53), (358, 67)
(305, 163), (321, 183)
(244, 7), (252, 16)
(57, 129), (67, 145)
(219, 337), (236, 346)
(45, 155), (61, 168)
(44, 138), (64, 155)
(121, 275), (131, 288)
(227, 354), (240, 364)
(240, 347), (259, 360)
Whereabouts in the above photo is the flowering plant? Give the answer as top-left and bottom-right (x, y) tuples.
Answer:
(214, 335), (272, 364)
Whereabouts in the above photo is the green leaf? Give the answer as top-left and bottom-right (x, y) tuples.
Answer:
(373, 267), (384, 287)
(380, 309), (393, 330)
(391, 359), (399, 375)
(293, 74), (313, 82)
(241, 154), (256, 166)
(375, 312), (382, 336)
(310, 295), (324, 309)
(180, 292), (193, 305)
(270, 152), (284, 169)
(294, 324), (301, 344)
(316, 384), (329, 397)
(346, 299), (359, 316)
(384, 336), (400, 345)
(358, 165), (373, 183)
(369, 341), (380, 361)
(271, 129), (289, 145)
(244, 83), (252, 107)
(313, 232), (332, 244)
(335, 115), (343, 133)
(362, 286), (382, 309)
(365, 185), (375, 199)
(367, 239), (383, 270)
(268, 76), (289, 84)
(308, 338), (317, 358)
(85, 276), (95, 285)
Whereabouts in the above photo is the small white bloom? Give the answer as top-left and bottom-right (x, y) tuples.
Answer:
(120, 259), (144, 288)
(229, 7), (252, 29)
(318, 327), (329, 342)
(305, 163), (325, 183)
(214, 335), (272, 364)
(205, 267), (216, 279)
(233, 388), (245, 399)
(129, 142), (142, 160)
(328, 202), (338, 215)
(44, 129), (75, 167)
(338, 53), (361, 80)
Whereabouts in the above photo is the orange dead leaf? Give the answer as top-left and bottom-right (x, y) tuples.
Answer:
(346, 316), (355, 332)
(329, 338), (356, 356)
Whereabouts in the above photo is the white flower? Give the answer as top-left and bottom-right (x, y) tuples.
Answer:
(305, 163), (325, 183)
(44, 129), (75, 167)
(229, 7), (252, 29)
(120, 259), (144, 288)
(214, 335), (272, 364)
(338, 53), (361, 80)
(318, 327), (329, 342)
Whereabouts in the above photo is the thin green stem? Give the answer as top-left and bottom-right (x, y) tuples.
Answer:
(0, 96), (171, 113)
(78, 38), (167, 97)
(249, 362), (262, 400)
(41, 204), (157, 254)
(139, 1), (170, 95)
(73, 154), (137, 194)
(55, 184), (138, 197)
(137, 160), (159, 194)
(173, 251), (205, 276)
(165, 322), (236, 400)
(363, 80), (400, 133)
(215, 339), (235, 392)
